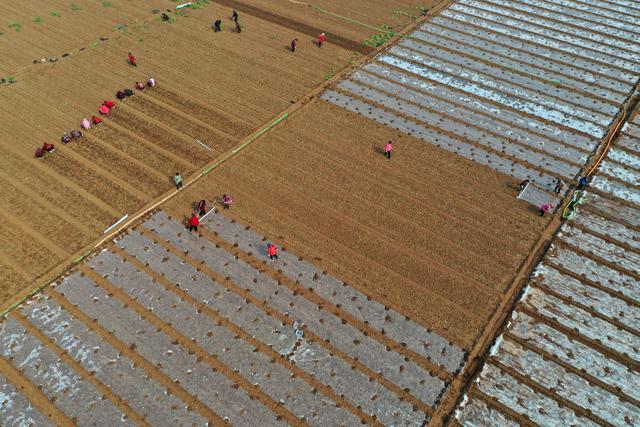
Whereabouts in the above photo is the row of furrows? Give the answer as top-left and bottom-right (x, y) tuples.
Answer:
(456, 134), (640, 425)
(445, 1), (640, 73)
(0, 209), (469, 426)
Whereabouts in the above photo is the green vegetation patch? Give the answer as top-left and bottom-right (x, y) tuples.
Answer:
(364, 26), (395, 47)
(103, 1), (113, 7)
(8, 22), (22, 32)
(324, 67), (337, 81)
(51, 11), (61, 17)
(71, 3), (82, 11)
(34, 16), (43, 24)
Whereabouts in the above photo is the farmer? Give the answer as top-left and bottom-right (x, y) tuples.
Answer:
(235, 21), (241, 33)
(188, 212), (200, 233)
(232, 9), (238, 22)
(116, 90), (126, 100)
(35, 147), (45, 159)
(135, 81), (145, 91)
(81, 118), (91, 130)
(318, 33), (326, 47)
(103, 99), (115, 110)
(71, 129), (82, 139)
(213, 19), (222, 32)
(518, 179), (530, 192)
(267, 243), (278, 260)
(197, 199), (207, 217)
(577, 176), (589, 190)
(161, 12), (170, 22)
(43, 142), (55, 153)
(173, 172), (183, 189)
(99, 105), (110, 115)
(222, 194), (232, 209)
(384, 141), (392, 159)
(553, 179), (564, 194)
(128, 52), (137, 67)
(124, 88), (134, 97)
(539, 203), (553, 217)
(291, 38), (298, 52)
(61, 133), (71, 144)
(92, 115), (102, 125)
(147, 77), (156, 88)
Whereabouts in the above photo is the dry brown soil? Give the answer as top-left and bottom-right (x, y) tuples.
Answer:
(163, 100), (548, 349)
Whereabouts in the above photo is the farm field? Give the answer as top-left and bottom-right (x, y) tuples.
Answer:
(1, 0), (415, 305)
(1, 0), (640, 425)
(456, 108), (640, 426)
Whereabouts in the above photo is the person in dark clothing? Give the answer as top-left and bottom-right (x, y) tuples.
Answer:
(35, 147), (45, 158)
(61, 133), (71, 144)
(518, 179), (530, 192)
(124, 88), (134, 97)
(291, 38), (298, 52)
(235, 21), (241, 33)
(71, 129), (82, 139)
(116, 90), (126, 100)
(161, 12), (170, 22)
(553, 179), (564, 194)
(231, 9), (238, 22)
(577, 176), (589, 190)
(197, 199), (207, 217)
(213, 19), (222, 32)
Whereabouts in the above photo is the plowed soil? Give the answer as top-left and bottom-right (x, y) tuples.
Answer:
(1, 0), (363, 305)
(164, 100), (548, 349)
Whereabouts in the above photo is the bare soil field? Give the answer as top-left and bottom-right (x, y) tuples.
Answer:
(162, 100), (548, 349)
(1, 0), (374, 304)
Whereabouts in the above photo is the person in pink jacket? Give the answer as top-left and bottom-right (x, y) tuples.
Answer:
(539, 203), (553, 217)
(81, 118), (91, 130)
(384, 141), (392, 159)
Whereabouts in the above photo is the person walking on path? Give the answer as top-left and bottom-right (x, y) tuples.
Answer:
(188, 213), (200, 233)
(384, 141), (392, 159)
(222, 194), (232, 209)
(197, 199), (207, 217)
(518, 179), (530, 192)
(553, 179), (564, 194)
(213, 19), (222, 32)
(291, 38), (298, 53)
(128, 52), (137, 67)
(267, 244), (278, 260)
(318, 32), (325, 47)
(235, 21), (241, 33)
(577, 176), (589, 190)
(232, 9), (238, 22)
(539, 203), (553, 217)
(173, 172), (183, 190)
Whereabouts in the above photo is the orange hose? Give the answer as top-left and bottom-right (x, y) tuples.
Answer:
(586, 105), (627, 178)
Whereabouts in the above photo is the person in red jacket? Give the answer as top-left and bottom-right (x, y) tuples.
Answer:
(103, 100), (115, 110)
(267, 243), (278, 260)
(188, 212), (200, 233)
(318, 33), (325, 47)
(128, 52), (137, 67)
(43, 142), (55, 153)
(92, 115), (102, 125)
